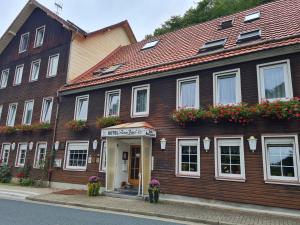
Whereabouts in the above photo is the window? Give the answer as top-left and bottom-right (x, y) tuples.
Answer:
(34, 142), (47, 169)
(15, 143), (27, 167)
(22, 100), (34, 125)
(213, 69), (241, 105)
(177, 76), (199, 109)
(220, 19), (233, 29)
(237, 29), (261, 43)
(6, 103), (17, 127)
(29, 59), (41, 81)
(1, 144), (10, 165)
(215, 136), (245, 181)
(14, 64), (24, 85)
(262, 135), (300, 184)
(19, 33), (29, 53)
(200, 38), (227, 52)
(74, 95), (89, 121)
(40, 97), (53, 123)
(0, 69), (9, 89)
(101, 64), (122, 75)
(131, 84), (150, 117)
(0, 105), (2, 122)
(34, 26), (45, 48)
(47, 54), (59, 77)
(142, 40), (159, 50)
(257, 60), (293, 102)
(99, 140), (107, 172)
(65, 141), (89, 171)
(104, 90), (120, 117)
(176, 138), (200, 177)
(244, 11), (260, 22)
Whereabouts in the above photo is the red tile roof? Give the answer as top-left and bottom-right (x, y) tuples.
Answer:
(61, 0), (300, 92)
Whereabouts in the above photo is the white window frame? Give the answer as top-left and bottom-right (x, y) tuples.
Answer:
(15, 143), (28, 167)
(176, 76), (199, 109)
(46, 53), (60, 78)
(22, 100), (34, 125)
(176, 137), (201, 178)
(104, 89), (121, 117)
(40, 97), (53, 123)
(1, 143), (11, 165)
(34, 25), (45, 48)
(74, 95), (89, 121)
(261, 134), (300, 185)
(64, 141), (89, 171)
(214, 136), (246, 182)
(244, 11), (260, 22)
(0, 69), (9, 89)
(33, 142), (47, 169)
(257, 59), (293, 102)
(13, 64), (24, 86)
(99, 140), (107, 172)
(213, 69), (241, 106)
(6, 103), (18, 127)
(131, 84), (150, 118)
(18, 32), (30, 53)
(29, 59), (41, 82)
(0, 105), (3, 122)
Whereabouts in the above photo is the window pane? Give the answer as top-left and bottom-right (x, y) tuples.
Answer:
(67, 144), (88, 168)
(35, 28), (45, 47)
(231, 165), (241, 174)
(179, 142), (199, 175)
(283, 167), (295, 177)
(263, 66), (286, 99)
(19, 34), (29, 52)
(24, 101), (34, 125)
(108, 93), (119, 116)
(7, 104), (17, 126)
(41, 99), (53, 123)
(31, 61), (40, 81)
(1, 70), (9, 88)
(219, 143), (241, 176)
(76, 98), (88, 120)
(180, 80), (196, 108)
(15, 66), (23, 85)
(136, 89), (147, 113)
(218, 75), (236, 104)
(48, 55), (59, 77)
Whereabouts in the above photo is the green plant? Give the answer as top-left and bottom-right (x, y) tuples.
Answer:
(96, 116), (121, 129)
(19, 178), (35, 186)
(87, 176), (100, 196)
(0, 126), (16, 135)
(34, 123), (52, 132)
(15, 124), (35, 132)
(172, 108), (206, 126)
(65, 120), (88, 132)
(0, 165), (11, 183)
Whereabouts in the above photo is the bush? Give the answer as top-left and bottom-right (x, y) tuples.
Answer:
(19, 178), (35, 186)
(96, 116), (121, 129)
(65, 120), (88, 132)
(0, 165), (11, 183)
(87, 176), (100, 196)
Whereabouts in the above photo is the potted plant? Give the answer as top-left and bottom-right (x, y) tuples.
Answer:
(87, 176), (101, 196)
(172, 108), (206, 126)
(96, 116), (122, 129)
(0, 126), (16, 135)
(65, 120), (88, 132)
(148, 177), (160, 203)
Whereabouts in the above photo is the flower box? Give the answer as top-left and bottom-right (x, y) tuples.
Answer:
(96, 116), (121, 129)
(65, 120), (88, 132)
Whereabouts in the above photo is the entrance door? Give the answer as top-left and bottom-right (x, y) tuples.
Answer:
(128, 146), (141, 187)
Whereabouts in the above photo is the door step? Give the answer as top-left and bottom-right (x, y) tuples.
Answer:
(104, 191), (143, 200)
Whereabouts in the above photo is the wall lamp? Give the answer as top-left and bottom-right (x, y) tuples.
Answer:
(93, 139), (98, 151)
(160, 138), (167, 150)
(28, 141), (34, 151)
(248, 136), (257, 152)
(54, 141), (60, 151)
(11, 142), (16, 151)
(203, 137), (211, 152)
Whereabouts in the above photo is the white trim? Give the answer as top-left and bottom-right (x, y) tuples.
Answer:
(22, 100), (34, 125)
(213, 68), (241, 106)
(15, 143), (28, 168)
(176, 76), (199, 109)
(244, 11), (260, 22)
(104, 89), (121, 117)
(40, 97), (54, 123)
(6, 102), (18, 127)
(176, 137), (201, 178)
(18, 32), (29, 53)
(99, 140), (107, 172)
(0, 104), (3, 123)
(0, 69), (9, 89)
(13, 64), (24, 86)
(261, 134), (300, 185)
(214, 136), (246, 182)
(131, 84), (150, 118)
(256, 59), (293, 103)
(74, 95), (89, 121)
(0, 143), (11, 165)
(63, 140), (89, 171)
(33, 25), (45, 48)
(46, 53), (60, 78)
(29, 59), (41, 82)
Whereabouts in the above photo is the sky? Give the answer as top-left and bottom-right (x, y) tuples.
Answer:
(0, 0), (196, 41)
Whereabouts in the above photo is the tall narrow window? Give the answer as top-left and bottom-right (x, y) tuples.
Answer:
(29, 59), (41, 81)
(74, 95), (89, 121)
(47, 54), (59, 77)
(0, 69), (9, 89)
(15, 143), (27, 167)
(176, 138), (200, 177)
(65, 141), (89, 171)
(19, 33), (29, 53)
(214, 69), (241, 105)
(104, 90), (120, 117)
(262, 135), (300, 184)
(22, 100), (34, 125)
(131, 84), (150, 117)
(40, 98), (53, 123)
(6, 103), (17, 127)
(177, 76), (199, 109)
(1, 144), (11, 165)
(257, 60), (293, 102)
(34, 26), (45, 48)
(14, 64), (24, 85)
(99, 141), (107, 172)
(34, 142), (47, 169)
(215, 137), (245, 181)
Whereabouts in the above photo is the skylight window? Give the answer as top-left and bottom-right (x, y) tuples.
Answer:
(199, 38), (227, 52)
(237, 29), (261, 43)
(219, 19), (233, 29)
(93, 64), (123, 76)
(142, 40), (159, 50)
(244, 11), (260, 22)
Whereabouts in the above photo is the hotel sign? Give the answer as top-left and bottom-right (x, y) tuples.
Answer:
(101, 128), (156, 138)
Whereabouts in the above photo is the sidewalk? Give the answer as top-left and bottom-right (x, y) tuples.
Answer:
(26, 191), (300, 225)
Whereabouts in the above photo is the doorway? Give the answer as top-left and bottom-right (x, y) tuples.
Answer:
(128, 146), (141, 187)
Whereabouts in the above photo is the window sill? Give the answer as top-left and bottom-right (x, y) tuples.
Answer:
(215, 177), (246, 182)
(46, 75), (57, 79)
(131, 114), (149, 118)
(29, 79), (38, 83)
(63, 167), (87, 172)
(265, 180), (300, 186)
(176, 174), (200, 179)
(13, 84), (21, 87)
(15, 165), (24, 168)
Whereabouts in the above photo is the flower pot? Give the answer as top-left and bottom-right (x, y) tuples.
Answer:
(148, 189), (154, 203)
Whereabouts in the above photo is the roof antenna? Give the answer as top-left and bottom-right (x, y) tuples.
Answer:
(54, 0), (63, 15)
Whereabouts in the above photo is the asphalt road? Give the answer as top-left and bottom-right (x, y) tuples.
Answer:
(0, 199), (186, 225)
